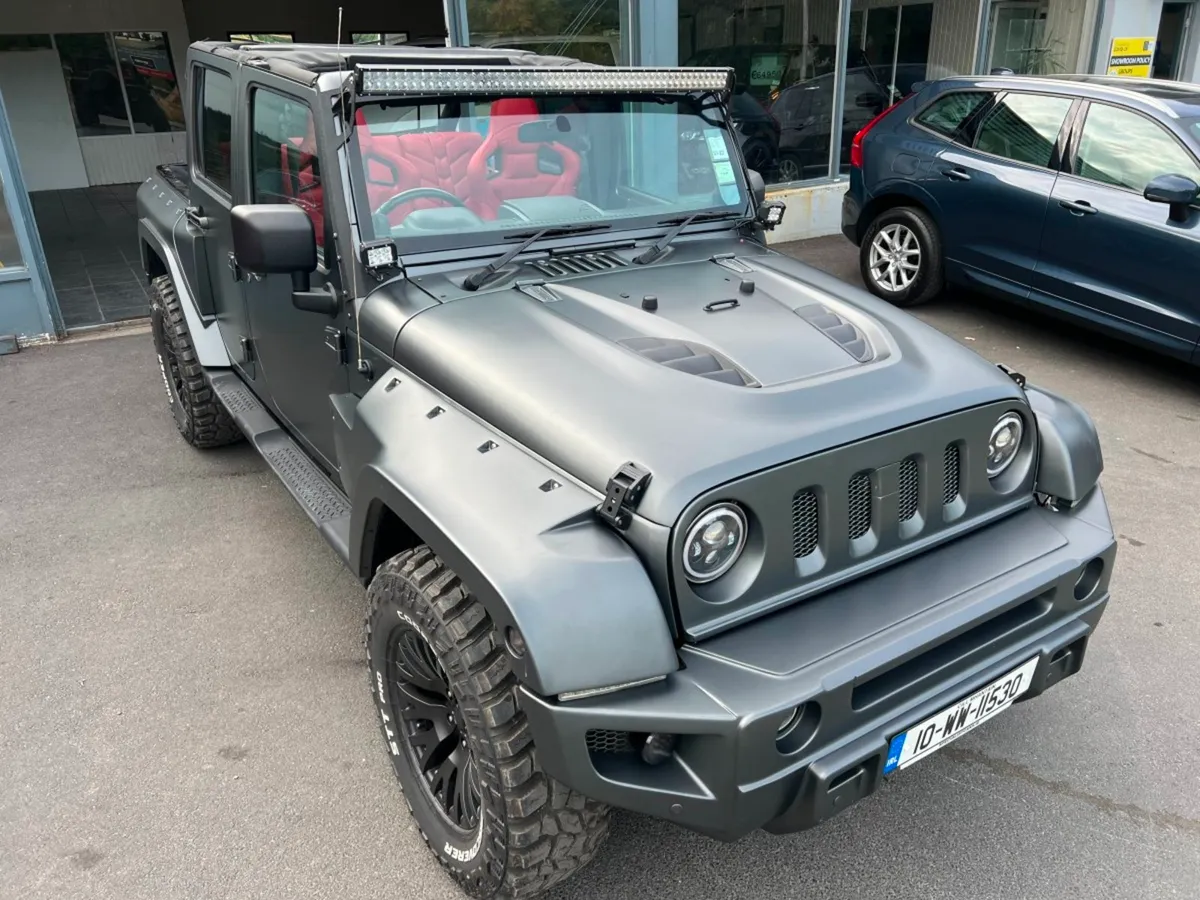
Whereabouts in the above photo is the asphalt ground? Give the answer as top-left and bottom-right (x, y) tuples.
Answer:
(2, 238), (1199, 899)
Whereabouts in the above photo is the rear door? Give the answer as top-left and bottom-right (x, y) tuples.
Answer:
(1033, 101), (1200, 359)
(921, 90), (1075, 294)
(188, 60), (255, 378)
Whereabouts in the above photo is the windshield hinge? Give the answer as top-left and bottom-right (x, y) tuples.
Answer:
(997, 363), (1026, 388)
(597, 462), (652, 531)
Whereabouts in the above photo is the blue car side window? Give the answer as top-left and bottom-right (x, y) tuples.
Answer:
(915, 91), (992, 142)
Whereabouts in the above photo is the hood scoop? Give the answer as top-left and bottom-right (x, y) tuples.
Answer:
(531, 250), (628, 278)
(795, 302), (875, 363)
(618, 337), (754, 387)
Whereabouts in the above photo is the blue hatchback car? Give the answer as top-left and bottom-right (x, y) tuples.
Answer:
(842, 75), (1200, 363)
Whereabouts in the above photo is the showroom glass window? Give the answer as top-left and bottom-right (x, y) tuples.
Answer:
(464, 0), (623, 66)
(55, 32), (182, 136)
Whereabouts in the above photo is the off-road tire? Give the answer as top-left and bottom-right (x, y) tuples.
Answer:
(366, 547), (610, 899)
(859, 205), (944, 307)
(148, 274), (241, 448)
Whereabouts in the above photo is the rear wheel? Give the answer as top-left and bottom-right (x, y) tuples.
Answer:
(148, 274), (241, 448)
(859, 206), (944, 307)
(366, 547), (610, 898)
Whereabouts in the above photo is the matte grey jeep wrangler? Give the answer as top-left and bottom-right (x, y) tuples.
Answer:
(138, 39), (1116, 899)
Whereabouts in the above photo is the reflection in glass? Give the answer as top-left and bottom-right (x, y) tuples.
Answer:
(113, 32), (184, 133)
(466, 0), (621, 65)
(351, 33), (410, 45)
(200, 69), (234, 194)
(228, 33), (295, 43)
(56, 33), (129, 137)
(0, 172), (24, 269)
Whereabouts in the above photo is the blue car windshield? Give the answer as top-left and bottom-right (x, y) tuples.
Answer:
(348, 95), (748, 248)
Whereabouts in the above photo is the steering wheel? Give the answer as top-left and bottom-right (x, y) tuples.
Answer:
(375, 187), (470, 218)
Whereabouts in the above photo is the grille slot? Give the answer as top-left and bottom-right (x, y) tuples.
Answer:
(943, 444), (961, 505)
(792, 489), (819, 558)
(898, 457), (919, 522)
(532, 250), (627, 277)
(848, 473), (873, 540)
(585, 729), (635, 754)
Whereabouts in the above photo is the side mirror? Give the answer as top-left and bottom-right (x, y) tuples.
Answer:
(1143, 173), (1199, 222)
(747, 169), (767, 206)
(231, 204), (317, 291)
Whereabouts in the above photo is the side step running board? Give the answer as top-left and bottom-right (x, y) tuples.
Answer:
(209, 371), (352, 565)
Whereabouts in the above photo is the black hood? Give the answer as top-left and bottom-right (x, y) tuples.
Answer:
(388, 241), (1025, 525)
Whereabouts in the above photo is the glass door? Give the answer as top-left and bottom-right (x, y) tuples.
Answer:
(986, 1), (1051, 74)
(1153, 1), (1194, 79)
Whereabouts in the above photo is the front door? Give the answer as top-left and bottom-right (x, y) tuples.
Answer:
(1154, 2), (1194, 80)
(241, 79), (347, 469)
(924, 90), (1074, 292)
(1033, 101), (1200, 359)
(190, 62), (254, 378)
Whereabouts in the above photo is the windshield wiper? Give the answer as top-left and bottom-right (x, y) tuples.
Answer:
(634, 211), (745, 265)
(462, 223), (612, 291)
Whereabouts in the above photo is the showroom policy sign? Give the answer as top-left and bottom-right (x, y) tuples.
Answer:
(1107, 37), (1156, 77)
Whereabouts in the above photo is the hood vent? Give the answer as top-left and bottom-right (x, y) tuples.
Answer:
(619, 336), (753, 387)
(795, 302), (874, 363)
(532, 250), (628, 278)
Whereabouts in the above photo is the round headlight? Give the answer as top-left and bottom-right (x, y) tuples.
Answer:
(987, 413), (1024, 478)
(683, 504), (747, 583)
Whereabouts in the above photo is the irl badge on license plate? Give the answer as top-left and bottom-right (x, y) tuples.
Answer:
(883, 656), (1039, 775)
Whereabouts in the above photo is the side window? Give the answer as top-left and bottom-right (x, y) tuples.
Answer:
(915, 91), (991, 141)
(196, 67), (233, 194)
(973, 93), (1073, 168)
(250, 88), (325, 254)
(1075, 103), (1200, 192)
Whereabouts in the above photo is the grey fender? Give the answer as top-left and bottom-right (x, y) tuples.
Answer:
(340, 366), (678, 698)
(1026, 382), (1104, 505)
(137, 207), (229, 368)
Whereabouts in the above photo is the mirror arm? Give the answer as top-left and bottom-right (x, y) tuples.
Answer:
(292, 282), (340, 317)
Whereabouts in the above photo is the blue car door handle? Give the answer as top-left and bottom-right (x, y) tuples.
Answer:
(1059, 199), (1097, 216)
(942, 167), (971, 181)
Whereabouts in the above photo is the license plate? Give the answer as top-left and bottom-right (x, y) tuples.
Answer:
(883, 656), (1039, 774)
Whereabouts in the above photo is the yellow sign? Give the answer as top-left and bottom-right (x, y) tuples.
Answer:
(1107, 37), (1156, 77)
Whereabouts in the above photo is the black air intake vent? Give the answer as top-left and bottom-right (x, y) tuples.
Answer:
(795, 302), (874, 362)
(619, 337), (753, 386)
(532, 250), (627, 277)
(943, 444), (961, 505)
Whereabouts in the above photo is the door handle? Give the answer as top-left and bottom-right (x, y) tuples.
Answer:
(942, 167), (971, 182)
(185, 206), (215, 230)
(1059, 199), (1097, 216)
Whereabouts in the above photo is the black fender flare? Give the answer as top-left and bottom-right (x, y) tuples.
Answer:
(341, 367), (678, 698)
(1026, 382), (1104, 505)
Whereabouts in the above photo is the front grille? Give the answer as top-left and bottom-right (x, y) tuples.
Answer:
(792, 489), (819, 558)
(532, 250), (627, 277)
(943, 444), (961, 505)
(899, 457), (919, 521)
(848, 473), (872, 540)
(585, 729), (635, 754)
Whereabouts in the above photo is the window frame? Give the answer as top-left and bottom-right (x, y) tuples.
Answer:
(964, 90), (1078, 173)
(247, 84), (328, 261)
(191, 64), (235, 198)
(1063, 99), (1200, 197)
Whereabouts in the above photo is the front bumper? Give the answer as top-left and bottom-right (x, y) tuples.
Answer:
(521, 486), (1115, 841)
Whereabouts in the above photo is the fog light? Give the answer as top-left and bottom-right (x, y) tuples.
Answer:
(641, 732), (677, 765)
(1074, 557), (1104, 601)
(775, 702), (821, 754)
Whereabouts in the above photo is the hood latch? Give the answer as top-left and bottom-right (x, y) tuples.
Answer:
(597, 462), (651, 531)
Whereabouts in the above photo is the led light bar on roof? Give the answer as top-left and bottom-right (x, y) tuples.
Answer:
(356, 65), (733, 96)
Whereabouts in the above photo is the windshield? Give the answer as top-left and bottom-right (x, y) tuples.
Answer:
(348, 94), (748, 249)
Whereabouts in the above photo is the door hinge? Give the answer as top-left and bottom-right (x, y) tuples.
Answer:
(240, 336), (255, 363)
(597, 461), (652, 531)
(324, 326), (347, 364)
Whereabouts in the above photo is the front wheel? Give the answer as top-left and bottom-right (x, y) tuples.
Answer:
(858, 206), (944, 307)
(366, 547), (610, 898)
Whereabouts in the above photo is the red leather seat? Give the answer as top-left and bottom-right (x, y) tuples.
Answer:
(467, 98), (582, 218)
(355, 109), (486, 223)
(279, 116), (325, 246)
